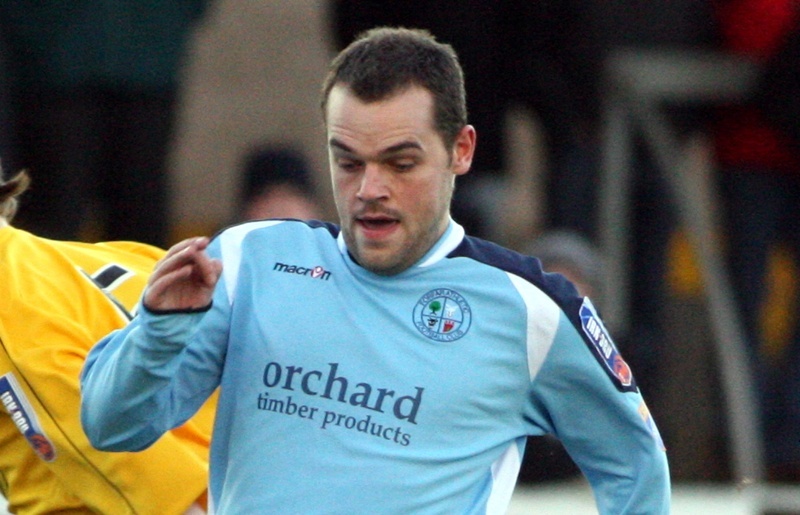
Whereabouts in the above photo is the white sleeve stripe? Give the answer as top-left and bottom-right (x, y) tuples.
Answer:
(506, 273), (561, 381)
(486, 441), (522, 515)
(219, 220), (284, 304)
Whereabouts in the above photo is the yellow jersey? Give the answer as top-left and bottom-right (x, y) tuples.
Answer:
(0, 225), (216, 514)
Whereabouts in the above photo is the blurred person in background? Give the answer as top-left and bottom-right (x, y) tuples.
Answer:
(711, 0), (800, 483)
(237, 146), (322, 223)
(0, 0), (210, 247)
(0, 164), (215, 513)
(524, 231), (604, 304)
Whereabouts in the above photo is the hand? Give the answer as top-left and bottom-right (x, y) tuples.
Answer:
(143, 237), (223, 312)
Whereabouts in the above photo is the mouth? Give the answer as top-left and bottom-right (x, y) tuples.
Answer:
(355, 214), (400, 239)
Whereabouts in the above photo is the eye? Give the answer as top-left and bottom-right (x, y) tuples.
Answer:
(336, 158), (363, 173)
(392, 159), (416, 172)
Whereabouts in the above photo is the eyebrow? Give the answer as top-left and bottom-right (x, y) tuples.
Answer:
(328, 138), (423, 157)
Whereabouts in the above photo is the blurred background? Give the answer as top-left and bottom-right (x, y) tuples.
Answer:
(1, 1), (799, 513)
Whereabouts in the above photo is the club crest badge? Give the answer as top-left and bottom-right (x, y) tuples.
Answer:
(413, 288), (472, 342)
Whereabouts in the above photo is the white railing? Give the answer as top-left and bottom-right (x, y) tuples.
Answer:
(598, 48), (768, 488)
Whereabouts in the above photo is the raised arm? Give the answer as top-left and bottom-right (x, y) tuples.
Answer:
(81, 237), (227, 453)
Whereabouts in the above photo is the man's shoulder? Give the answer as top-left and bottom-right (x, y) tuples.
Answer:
(448, 235), (543, 282)
(213, 219), (340, 260)
(217, 219), (339, 242)
(448, 234), (583, 305)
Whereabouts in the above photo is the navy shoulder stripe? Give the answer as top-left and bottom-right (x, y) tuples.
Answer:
(448, 235), (580, 303)
(449, 235), (636, 393)
(305, 219), (341, 238)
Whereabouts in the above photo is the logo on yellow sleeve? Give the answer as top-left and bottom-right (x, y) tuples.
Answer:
(0, 373), (56, 461)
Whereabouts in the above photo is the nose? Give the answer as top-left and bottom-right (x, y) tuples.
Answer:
(356, 163), (389, 201)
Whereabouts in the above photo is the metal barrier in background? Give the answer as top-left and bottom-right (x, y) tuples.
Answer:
(598, 49), (767, 488)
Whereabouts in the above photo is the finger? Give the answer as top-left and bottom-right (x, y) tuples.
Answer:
(191, 236), (211, 252)
(146, 264), (196, 302)
(160, 237), (204, 262)
(154, 238), (210, 279)
(192, 256), (223, 287)
(184, 237), (221, 286)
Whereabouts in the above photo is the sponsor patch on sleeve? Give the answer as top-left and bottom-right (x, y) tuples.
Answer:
(0, 373), (56, 461)
(579, 298), (637, 392)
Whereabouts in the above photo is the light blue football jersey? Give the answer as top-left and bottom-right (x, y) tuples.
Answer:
(81, 219), (670, 514)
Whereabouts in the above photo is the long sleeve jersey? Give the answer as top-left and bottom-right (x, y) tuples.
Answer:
(0, 225), (215, 514)
(81, 219), (670, 514)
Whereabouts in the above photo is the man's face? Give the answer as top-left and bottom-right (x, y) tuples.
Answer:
(326, 85), (474, 275)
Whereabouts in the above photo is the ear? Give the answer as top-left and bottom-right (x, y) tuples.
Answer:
(451, 124), (476, 176)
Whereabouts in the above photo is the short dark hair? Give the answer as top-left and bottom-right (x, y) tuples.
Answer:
(0, 163), (30, 222)
(321, 27), (467, 148)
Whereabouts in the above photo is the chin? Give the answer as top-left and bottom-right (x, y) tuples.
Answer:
(358, 252), (403, 276)
(359, 254), (391, 272)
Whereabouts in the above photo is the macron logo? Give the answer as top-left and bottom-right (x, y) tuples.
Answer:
(273, 262), (332, 281)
